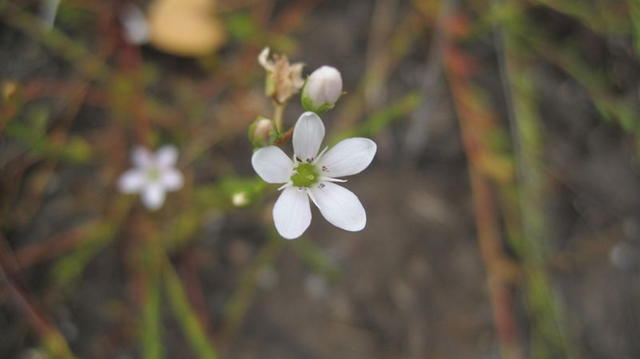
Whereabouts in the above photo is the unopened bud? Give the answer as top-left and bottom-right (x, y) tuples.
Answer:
(301, 66), (342, 113)
(232, 191), (250, 207)
(248, 116), (277, 147)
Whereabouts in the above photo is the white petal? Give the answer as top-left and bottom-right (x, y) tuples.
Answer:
(293, 112), (325, 162)
(118, 169), (146, 193)
(155, 145), (178, 167)
(317, 138), (376, 177)
(141, 184), (166, 210)
(258, 47), (272, 70)
(132, 146), (152, 167)
(251, 146), (293, 183)
(273, 187), (312, 239)
(161, 168), (183, 191)
(309, 182), (366, 232)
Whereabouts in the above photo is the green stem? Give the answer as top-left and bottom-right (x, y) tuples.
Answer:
(273, 102), (285, 133)
(164, 261), (219, 359)
(141, 231), (164, 359)
(495, 2), (575, 357)
(223, 231), (284, 339)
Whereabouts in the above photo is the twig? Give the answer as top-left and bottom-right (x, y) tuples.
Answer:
(0, 234), (76, 358)
(221, 231), (284, 341)
(273, 101), (285, 133)
(442, 6), (525, 359)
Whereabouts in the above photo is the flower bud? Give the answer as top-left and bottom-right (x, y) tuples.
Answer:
(301, 66), (342, 113)
(248, 116), (277, 148)
(231, 191), (250, 207)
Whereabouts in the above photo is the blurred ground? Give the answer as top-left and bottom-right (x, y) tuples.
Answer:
(2, 0), (640, 358)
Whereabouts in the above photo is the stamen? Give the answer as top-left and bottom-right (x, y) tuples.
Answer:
(313, 146), (329, 164)
(277, 182), (292, 191)
(320, 176), (347, 183)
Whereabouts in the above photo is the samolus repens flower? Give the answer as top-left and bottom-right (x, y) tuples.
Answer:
(301, 66), (342, 113)
(251, 112), (376, 239)
(118, 145), (184, 210)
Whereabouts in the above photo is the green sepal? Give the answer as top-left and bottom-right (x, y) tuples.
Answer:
(301, 93), (334, 114)
(248, 116), (278, 148)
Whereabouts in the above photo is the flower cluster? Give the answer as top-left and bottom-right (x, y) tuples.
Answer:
(251, 48), (376, 239)
(116, 48), (375, 241)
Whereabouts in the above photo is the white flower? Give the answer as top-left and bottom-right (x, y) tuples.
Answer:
(301, 66), (342, 113)
(251, 112), (376, 239)
(118, 145), (184, 210)
(120, 4), (149, 45)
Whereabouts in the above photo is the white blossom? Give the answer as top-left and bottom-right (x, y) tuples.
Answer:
(251, 112), (376, 239)
(118, 145), (184, 210)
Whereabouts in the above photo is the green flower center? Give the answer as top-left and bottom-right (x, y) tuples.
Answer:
(146, 167), (161, 181)
(290, 162), (319, 188)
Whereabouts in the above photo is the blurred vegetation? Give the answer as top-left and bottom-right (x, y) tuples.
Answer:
(1, 0), (639, 358)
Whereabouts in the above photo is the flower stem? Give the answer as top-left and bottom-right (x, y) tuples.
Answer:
(273, 102), (285, 134)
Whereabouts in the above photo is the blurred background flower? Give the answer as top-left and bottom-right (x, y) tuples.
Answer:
(118, 145), (184, 210)
(146, 0), (225, 56)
